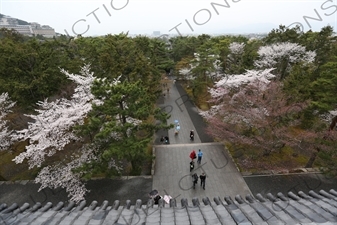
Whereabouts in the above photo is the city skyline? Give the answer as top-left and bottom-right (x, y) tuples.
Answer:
(1, 0), (336, 37)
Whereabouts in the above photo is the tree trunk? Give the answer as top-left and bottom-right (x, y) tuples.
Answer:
(329, 116), (337, 131)
(130, 160), (141, 175)
(305, 148), (320, 168)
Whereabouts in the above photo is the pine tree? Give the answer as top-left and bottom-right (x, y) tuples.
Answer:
(78, 77), (171, 175)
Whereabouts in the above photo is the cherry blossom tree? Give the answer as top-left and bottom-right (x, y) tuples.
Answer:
(200, 71), (335, 170)
(224, 42), (246, 74)
(201, 56), (337, 171)
(200, 68), (276, 118)
(0, 92), (15, 151)
(11, 65), (122, 202)
(204, 82), (305, 157)
(179, 67), (193, 80)
(12, 65), (98, 167)
(35, 145), (97, 203)
(229, 42), (245, 55)
(254, 42), (316, 79)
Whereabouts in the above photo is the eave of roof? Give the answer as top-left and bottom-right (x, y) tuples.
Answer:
(1, 189), (337, 225)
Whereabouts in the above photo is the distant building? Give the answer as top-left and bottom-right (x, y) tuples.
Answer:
(153, 31), (161, 36)
(31, 22), (56, 38)
(0, 24), (33, 36)
(0, 15), (55, 38)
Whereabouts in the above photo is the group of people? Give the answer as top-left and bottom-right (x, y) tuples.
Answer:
(159, 128), (194, 144)
(160, 136), (169, 144)
(192, 172), (206, 190)
(160, 128), (207, 190)
(189, 149), (206, 190)
(189, 149), (203, 169)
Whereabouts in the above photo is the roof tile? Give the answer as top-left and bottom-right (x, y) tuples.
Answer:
(1, 189), (337, 224)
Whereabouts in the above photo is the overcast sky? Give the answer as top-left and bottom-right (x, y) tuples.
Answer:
(1, 0), (336, 36)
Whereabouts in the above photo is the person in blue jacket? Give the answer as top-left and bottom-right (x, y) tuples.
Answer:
(197, 149), (203, 164)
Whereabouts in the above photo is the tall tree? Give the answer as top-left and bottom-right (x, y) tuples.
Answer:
(11, 65), (97, 168)
(299, 26), (335, 67)
(0, 31), (74, 106)
(97, 33), (161, 97)
(225, 42), (246, 74)
(202, 67), (337, 170)
(78, 77), (171, 175)
(10, 65), (117, 202)
(169, 36), (199, 62)
(263, 25), (301, 44)
(310, 59), (337, 113)
(134, 35), (174, 74)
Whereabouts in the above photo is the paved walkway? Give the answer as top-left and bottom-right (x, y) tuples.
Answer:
(156, 79), (200, 144)
(153, 78), (252, 204)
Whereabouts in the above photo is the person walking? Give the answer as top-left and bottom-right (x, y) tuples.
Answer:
(189, 160), (195, 172)
(197, 149), (203, 164)
(190, 130), (194, 141)
(164, 136), (169, 144)
(189, 150), (196, 161)
(192, 173), (198, 189)
(200, 172), (206, 190)
(160, 136), (165, 144)
(175, 123), (180, 135)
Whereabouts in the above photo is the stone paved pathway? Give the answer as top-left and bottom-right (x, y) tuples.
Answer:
(153, 78), (252, 205)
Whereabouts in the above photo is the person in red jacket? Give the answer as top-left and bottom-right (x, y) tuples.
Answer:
(189, 150), (196, 161)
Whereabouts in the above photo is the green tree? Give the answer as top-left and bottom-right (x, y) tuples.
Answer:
(70, 36), (106, 74)
(241, 39), (261, 70)
(134, 35), (174, 74)
(0, 28), (25, 42)
(189, 41), (220, 100)
(283, 63), (316, 102)
(310, 59), (337, 113)
(0, 34), (72, 106)
(284, 53), (337, 115)
(210, 35), (252, 74)
(263, 25), (301, 44)
(191, 41), (220, 82)
(170, 36), (198, 62)
(299, 26), (335, 68)
(78, 78), (172, 175)
(95, 33), (161, 97)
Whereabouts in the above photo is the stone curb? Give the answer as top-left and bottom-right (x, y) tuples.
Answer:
(242, 167), (322, 177)
(152, 146), (156, 176)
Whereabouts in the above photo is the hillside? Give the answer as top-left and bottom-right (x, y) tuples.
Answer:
(0, 13), (31, 25)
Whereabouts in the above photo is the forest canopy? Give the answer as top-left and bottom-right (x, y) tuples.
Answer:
(0, 25), (336, 201)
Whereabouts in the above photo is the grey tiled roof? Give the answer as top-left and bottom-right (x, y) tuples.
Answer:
(1, 189), (337, 225)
